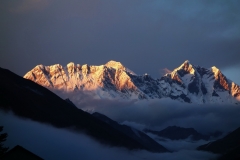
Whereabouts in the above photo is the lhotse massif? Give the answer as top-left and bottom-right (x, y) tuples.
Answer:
(24, 60), (240, 104)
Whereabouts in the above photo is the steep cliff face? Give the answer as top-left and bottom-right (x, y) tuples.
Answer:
(24, 60), (240, 104)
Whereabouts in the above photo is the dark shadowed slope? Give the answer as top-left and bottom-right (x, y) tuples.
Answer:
(197, 127), (240, 160)
(92, 112), (168, 152)
(0, 67), (168, 152)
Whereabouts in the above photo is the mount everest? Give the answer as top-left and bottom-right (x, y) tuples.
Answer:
(24, 60), (240, 104)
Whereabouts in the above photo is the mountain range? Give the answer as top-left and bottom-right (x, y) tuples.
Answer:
(24, 60), (240, 104)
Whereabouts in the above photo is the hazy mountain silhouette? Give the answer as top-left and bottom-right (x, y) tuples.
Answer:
(145, 126), (222, 141)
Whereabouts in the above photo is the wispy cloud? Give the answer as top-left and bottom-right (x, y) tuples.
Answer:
(160, 68), (172, 76)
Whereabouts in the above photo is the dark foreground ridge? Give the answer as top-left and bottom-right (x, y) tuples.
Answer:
(0, 67), (168, 153)
(197, 127), (240, 160)
(1, 145), (43, 160)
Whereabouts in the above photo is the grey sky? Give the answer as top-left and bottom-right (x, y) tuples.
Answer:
(0, 0), (240, 83)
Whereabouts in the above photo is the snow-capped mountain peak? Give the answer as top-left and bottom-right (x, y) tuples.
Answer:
(105, 60), (136, 75)
(105, 60), (126, 70)
(177, 60), (192, 70)
(211, 66), (220, 77)
(23, 60), (240, 104)
(175, 60), (197, 74)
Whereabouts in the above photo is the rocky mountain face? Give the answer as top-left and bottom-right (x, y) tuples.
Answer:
(24, 60), (240, 104)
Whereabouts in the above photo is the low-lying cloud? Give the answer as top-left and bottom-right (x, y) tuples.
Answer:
(55, 90), (240, 135)
(0, 111), (218, 160)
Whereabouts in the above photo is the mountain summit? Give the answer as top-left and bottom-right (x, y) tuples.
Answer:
(24, 60), (240, 104)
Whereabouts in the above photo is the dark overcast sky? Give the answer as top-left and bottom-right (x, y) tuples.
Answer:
(0, 0), (240, 83)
